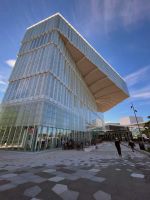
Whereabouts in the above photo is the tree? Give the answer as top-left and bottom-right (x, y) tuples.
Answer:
(143, 118), (150, 138)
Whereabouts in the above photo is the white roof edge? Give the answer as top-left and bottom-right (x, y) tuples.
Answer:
(26, 12), (61, 30)
(26, 13), (127, 87)
(57, 14), (127, 85)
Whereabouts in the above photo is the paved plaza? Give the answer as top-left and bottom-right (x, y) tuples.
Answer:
(0, 142), (150, 200)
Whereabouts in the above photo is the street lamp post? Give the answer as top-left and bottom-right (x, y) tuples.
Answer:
(131, 103), (144, 142)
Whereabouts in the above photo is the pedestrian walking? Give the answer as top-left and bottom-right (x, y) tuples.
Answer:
(115, 138), (122, 157)
(80, 141), (84, 150)
(128, 140), (135, 152)
(62, 139), (65, 150)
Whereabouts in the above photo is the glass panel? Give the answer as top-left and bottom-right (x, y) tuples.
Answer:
(0, 127), (6, 146)
(6, 127), (16, 147)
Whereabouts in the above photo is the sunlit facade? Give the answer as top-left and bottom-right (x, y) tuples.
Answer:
(0, 13), (129, 151)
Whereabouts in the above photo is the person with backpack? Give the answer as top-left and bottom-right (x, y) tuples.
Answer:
(128, 140), (135, 152)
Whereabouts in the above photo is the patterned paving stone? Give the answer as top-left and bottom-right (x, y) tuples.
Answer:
(0, 179), (10, 185)
(43, 169), (56, 173)
(56, 164), (67, 167)
(130, 164), (135, 167)
(35, 171), (55, 179)
(93, 190), (111, 200)
(16, 170), (27, 174)
(0, 143), (149, 200)
(0, 183), (17, 192)
(24, 185), (42, 197)
(88, 169), (100, 173)
(65, 175), (79, 181)
(32, 166), (44, 169)
(131, 173), (145, 178)
(48, 176), (64, 182)
(0, 169), (8, 174)
(20, 172), (34, 178)
(0, 173), (18, 179)
(59, 168), (75, 174)
(90, 176), (106, 183)
(75, 169), (90, 175)
(115, 168), (121, 171)
(30, 176), (46, 183)
(52, 184), (68, 195)
(126, 169), (132, 172)
(81, 173), (95, 179)
(8, 176), (28, 185)
(60, 190), (79, 200)
(54, 172), (80, 181)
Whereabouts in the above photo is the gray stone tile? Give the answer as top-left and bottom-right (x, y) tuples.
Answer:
(115, 168), (121, 171)
(79, 173), (94, 179)
(66, 175), (79, 181)
(75, 169), (89, 175)
(90, 176), (106, 183)
(59, 168), (75, 174)
(88, 169), (100, 173)
(30, 176), (46, 183)
(0, 173), (18, 179)
(131, 173), (145, 178)
(130, 164), (135, 167)
(43, 169), (56, 173)
(24, 185), (42, 197)
(48, 176), (64, 182)
(9, 176), (28, 185)
(61, 190), (79, 200)
(93, 190), (111, 200)
(54, 171), (70, 178)
(52, 184), (68, 195)
(20, 172), (34, 178)
(0, 183), (17, 192)
(126, 169), (132, 172)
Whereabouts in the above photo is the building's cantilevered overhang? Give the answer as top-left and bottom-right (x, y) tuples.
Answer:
(26, 13), (129, 112)
(60, 34), (129, 112)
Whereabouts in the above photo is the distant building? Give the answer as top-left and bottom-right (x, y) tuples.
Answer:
(120, 116), (144, 126)
(105, 122), (120, 126)
(104, 123), (131, 141)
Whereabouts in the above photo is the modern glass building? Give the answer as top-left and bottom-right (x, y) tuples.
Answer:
(0, 13), (129, 151)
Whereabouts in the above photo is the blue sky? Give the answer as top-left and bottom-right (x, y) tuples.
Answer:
(0, 0), (150, 122)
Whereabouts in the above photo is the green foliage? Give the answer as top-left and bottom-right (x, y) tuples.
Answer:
(142, 120), (150, 138)
(147, 147), (150, 152)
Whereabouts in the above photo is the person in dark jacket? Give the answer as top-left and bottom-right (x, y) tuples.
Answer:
(115, 138), (122, 157)
(128, 140), (135, 152)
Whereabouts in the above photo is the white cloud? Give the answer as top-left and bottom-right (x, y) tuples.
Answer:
(124, 66), (150, 101)
(132, 92), (150, 99)
(130, 85), (150, 100)
(0, 85), (7, 93)
(5, 59), (16, 68)
(124, 65), (150, 87)
(138, 100), (150, 106)
(0, 74), (7, 85)
(0, 74), (8, 93)
(73, 0), (150, 35)
(0, 80), (7, 85)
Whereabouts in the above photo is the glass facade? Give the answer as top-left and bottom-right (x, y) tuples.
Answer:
(0, 14), (128, 151)
(0, 18), (105, 151)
